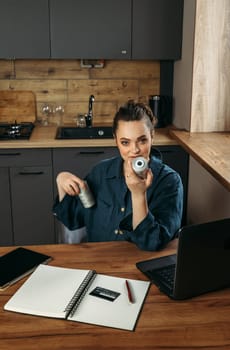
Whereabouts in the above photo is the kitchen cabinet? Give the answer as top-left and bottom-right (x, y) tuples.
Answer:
(53, 147), (119, 194)
(53, 145), (188, 223)
(132, 0), (184, 60)
(0, 0), (50, 59)
(0, 168), (13, 245)
(50, 0), (131, 59)
(154, 145), (188, 225)
(0, 149), (55, 246)
(53, 147), (119, 242)
(0, 144), (188, 246)
(0, 0), (183, 60)
(50, 0), (183, 60)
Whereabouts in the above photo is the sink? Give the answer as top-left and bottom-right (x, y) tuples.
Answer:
(56, 126), (113, 139)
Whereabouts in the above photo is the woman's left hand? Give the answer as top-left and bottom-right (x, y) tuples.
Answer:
(125, 160), (153, 194)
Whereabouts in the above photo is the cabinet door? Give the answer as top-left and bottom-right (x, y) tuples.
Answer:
(53, 147), (119, 242)
(154, 145), (188, 225)
(0, 148), (52, 167)
(0, 0), (50, 58)
(53, 147), (119, 196)
(0, 168), (13, 245)
(50, 0), (131, 59)
(10, 166), (55, 245)
(132, 0), (184, 59)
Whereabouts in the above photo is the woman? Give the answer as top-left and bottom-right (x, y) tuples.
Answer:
(53, 102), (183, 251)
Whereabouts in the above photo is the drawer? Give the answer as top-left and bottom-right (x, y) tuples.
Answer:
(0, 148), (52, 167)
(53, 147), (119, 178)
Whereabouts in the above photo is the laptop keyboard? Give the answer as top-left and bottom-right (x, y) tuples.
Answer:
(147, 264), (176, 292)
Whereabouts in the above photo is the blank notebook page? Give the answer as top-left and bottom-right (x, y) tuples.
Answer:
(4, 265), (90, 318)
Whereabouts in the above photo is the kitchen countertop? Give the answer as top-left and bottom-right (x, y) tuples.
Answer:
(170, 129), (230, 191)
(0, 125), (178, 149)
(1, 125), (229, 191)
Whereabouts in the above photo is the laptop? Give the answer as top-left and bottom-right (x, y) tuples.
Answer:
(136, 218), (230, 300)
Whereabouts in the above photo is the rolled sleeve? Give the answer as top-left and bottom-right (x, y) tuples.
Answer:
(53, 194), (85, 230)
(119, 172), (183, 251)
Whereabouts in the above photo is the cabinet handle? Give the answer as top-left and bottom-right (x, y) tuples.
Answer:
(78, 151), (105, 155)
(18, 171), (44, 175)
(0, 152), (21, 156)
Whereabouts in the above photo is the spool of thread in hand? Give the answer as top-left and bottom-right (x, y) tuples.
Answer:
(78, 181), (95, 208)
(132, 157), (148, 178)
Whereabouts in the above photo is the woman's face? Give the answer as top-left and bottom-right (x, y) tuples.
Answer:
(114, 120), (153, 163)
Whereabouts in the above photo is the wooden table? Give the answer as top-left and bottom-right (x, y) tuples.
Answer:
(0, 241), (230, 350)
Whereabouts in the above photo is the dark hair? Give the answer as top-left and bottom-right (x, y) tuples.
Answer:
(112, 101), (157, 135)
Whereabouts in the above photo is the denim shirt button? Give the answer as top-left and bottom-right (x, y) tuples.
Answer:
(121, 207), (125, 212)
(114, 229), (119, 234)
(119, 230), (123, 235)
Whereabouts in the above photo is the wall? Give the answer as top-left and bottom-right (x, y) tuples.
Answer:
(174, 0), (230, 132)
(191, 0), (230, 132)
(174, 0), (230, 224)
(0, 60), (160, 126)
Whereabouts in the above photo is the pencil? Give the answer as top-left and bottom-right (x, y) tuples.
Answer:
(125, 279), (134, 304)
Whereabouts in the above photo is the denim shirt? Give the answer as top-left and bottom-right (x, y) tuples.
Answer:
(53, 155), (183, 251)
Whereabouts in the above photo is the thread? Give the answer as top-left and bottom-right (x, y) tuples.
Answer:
(132, 157), (148, 178)
(78, 181), (95, 208)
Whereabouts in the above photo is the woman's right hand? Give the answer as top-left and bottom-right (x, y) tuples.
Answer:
(56, 171), (86, 201)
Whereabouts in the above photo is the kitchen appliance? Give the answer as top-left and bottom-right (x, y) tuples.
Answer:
(149, 95), (172, 128)
(0, 121), (34, 140)
(0, 90), (36, 140)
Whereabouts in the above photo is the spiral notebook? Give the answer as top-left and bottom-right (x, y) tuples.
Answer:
(4, 264), (150, 331)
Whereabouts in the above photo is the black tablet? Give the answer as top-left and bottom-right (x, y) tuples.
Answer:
(0, 247), (52, 290)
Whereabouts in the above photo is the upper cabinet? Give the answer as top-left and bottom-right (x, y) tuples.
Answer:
(0, 0), (183, 60)
(132, 0), (184, 60)
(50, 0), (183, 60)
(0, 0), (50, 59)
(50, 0), (131, 59)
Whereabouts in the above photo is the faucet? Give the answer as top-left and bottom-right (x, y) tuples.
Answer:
(85, 95), (95, 127)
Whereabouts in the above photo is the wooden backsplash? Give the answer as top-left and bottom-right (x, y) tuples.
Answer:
(0, 60), (160, 126)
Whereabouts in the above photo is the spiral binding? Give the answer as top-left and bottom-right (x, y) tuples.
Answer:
(64, 269), (97, 319)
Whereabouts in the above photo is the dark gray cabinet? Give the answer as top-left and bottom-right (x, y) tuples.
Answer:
(53, 145), (188, 224)
(10, 166), (55, 245)
(0, 167), (13, 245)
(53, 147), (119, 192)
(132, 0), (184, 59)
(0, 0), (50, 59)
(52, 147), (119, 242)
(0, 145), (187, 246)
(0, 0), (183, 60)
(154, 145), (188, 225)
(50, 0), (183, 60)
(0, 149), (55, 246)
(50, 0), (131, 59)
